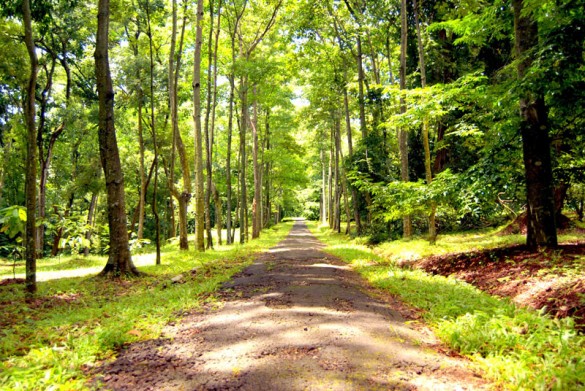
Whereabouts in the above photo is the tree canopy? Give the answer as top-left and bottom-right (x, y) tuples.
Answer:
(1, 0), (584, 287)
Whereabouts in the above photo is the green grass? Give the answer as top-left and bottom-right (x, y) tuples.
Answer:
(308, 221), (585, 390)
(367, 226), (585, 264)
(0, 222), (292, 390)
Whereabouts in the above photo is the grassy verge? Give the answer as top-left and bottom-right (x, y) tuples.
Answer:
(308, 221), (585, 390)
(0, 222), (292, 390)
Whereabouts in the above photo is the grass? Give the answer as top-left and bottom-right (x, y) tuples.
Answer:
(308, 221), (585, 390)
(0, 222), (293, 390)
(369, 227), (584, 264)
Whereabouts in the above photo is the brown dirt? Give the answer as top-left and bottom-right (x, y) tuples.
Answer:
(414, 243), (585, 330)
(91, 221), (493, 390)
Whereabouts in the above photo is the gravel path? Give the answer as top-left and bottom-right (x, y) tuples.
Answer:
(94, 221), (491, 390)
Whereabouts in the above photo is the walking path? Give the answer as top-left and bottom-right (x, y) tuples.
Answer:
(94, 221), (491, 390)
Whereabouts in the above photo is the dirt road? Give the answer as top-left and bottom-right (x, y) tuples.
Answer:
(95, 221), (490, 390)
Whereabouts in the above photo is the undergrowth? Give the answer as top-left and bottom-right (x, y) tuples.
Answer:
(308, 221), (585, 390)
(0, 222), (292, 390)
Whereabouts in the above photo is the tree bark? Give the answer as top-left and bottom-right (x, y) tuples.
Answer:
(23, 0), (38, 295)
(204, 0), (216, 250)
(356, 36), (367, 139)
(36, 59), (58, 257)
(414, 0), (436, 243)
(213, 183), (222, 245)
(137, 80), (146, 241)
(224, 1), (245, 245)
(145, 0), (161, 264)
(226, 72), (235, 244)
(399, 0), (412, 238)
(252, 87), (261, 239)
(84, 193), (98, 256)
(333, 115), (342, 232)
(344, 87), (361, 234)
(169, 0), (191, 250)
(513, 0), (557, 249)
(239, 75), (249, 243)
(95, 0), (139, 276)
(210, 0), (223, 245)
(193, 0), (205, 252)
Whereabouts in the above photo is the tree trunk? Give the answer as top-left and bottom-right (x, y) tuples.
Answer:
(23, 0), (38, 295)
(357, 36), (367, 139)
(167, 0), (178, 241)
(84, 193), (98, 256)
(239, 76), (249, 243)
(95, 0), (139, 276)
(414, 0), (436, 243)
(252, 87), (261, 239)
(513, 0), (557, 249)
(399, 0), (412, 238)
(169, 0), (191, 250)
(225, 1), (244, 245)
(36, 59), (63, 258)
(321, 149), (327, 225)
(328, 136), (334, 229)
(193, 0), (205, 252)
(333, 116), (342, 233)
(213, 183), (222, 245)
(226, 72), (235, 244)
(145, 0), (161, 264)
(210, 0), (223, 245)
(137, 84), (146, 241)
(204, 0), (216, 250)
(262, 109), (271, 228)
(344, 87), (361, 234)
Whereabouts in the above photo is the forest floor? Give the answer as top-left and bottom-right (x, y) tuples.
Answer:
(92, 221), (492, 390)
(413, 242), (585, 331)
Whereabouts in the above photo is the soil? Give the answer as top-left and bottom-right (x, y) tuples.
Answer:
(414, 243), (585, 331)
(92, 221), (492, 390)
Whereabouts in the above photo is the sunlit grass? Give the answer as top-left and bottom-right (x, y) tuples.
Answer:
(1, 229), (247, 279)
(0, 222), (292, 390)
(368, 226), (582, 264)
(308, 221), (585, 390)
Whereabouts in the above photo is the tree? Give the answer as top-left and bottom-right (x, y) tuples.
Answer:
(95, 0), (139, 276)
(399, 0), (411, 238)
(168, 0), (191, 250)
(512, 0), (557, 248)
(23, 0), (38, 295)
(193, 0), (205, 252)
(414, 0), (436, 242)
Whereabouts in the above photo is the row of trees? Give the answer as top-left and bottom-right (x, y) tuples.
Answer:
(297, 0), (584, 246)
(0, 0), (308, 294)
(1, 0), (584, 295)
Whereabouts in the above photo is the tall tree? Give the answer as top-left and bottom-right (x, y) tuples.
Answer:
(168, 0), (191, 250)
(512, 0), (557, 248)
(224, 1), (245, 245)
(95, 0), (139, 276)
(193, 0), (205, 252)
(145, 0), (161, 264)
(414, 0), (436, 242)
(252, 87), (261, 238)
(399, 0), (412, 238)
(23, 0), (38, 295)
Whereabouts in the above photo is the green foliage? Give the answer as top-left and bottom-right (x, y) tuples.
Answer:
(0, 206), (26, 239)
